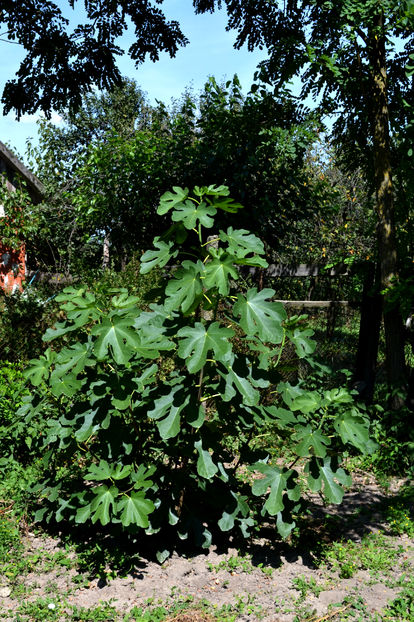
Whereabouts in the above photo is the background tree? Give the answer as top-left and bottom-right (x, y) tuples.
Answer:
(28, 76), (324, 271)
(180, 77), (320, 248)
(26, 80), (154, 273)
(30, 78), (152, 183)
(29, 75), (371, 287)
(68, 77), (325, 266)
(72, 129), (170, 268)
(193, 0), (414, 395)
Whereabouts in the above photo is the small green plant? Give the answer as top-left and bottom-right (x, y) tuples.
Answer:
(207, 553), (274, 577)
(25, 548), (74, 573)
(68, 600), (119, 621)
(383, 486), (414, 537)
(292, 574), (324, 600)
(292, 603), (317, 622)
(232, 593), (264, 619)
(12, 597), (62, 620)
(18, 185), (375, 557)
(0, 515), (22, 566)
(207, 552), (254, 574)
(257, 563), (274, 577)
(386, 503), (414, 537)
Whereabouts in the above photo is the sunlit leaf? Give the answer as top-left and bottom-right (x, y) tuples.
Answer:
(171, 200), (216, 230)
(220, 227), (265, 259)
(250, 463), (288, 516)
(90, 485), (118, 525)
(334, 412), (374, 454)
(289, 328), (316, 358)
(293, 425), (331, 458)
(233, 288), (286, 343)
(157, 186), (189, 215)
(23, 349), (56, 385)
(203, 248), (239, 295)
(305, 457), (352, 504)
(92, 317), (141, 364)
(177, 322), (234, 373)
(164, 260), (203, 312)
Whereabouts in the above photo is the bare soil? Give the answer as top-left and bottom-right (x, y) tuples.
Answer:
(0, 472), (413, 621)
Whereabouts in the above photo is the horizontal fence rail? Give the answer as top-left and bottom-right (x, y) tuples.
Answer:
(274, 300), (351, 308)
(245, 263), (351, 277)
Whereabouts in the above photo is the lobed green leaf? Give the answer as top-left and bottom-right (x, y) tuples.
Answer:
(203, 248), (239, 295)
(140, 238), (178, 274)
(157, 186), (189, 215)
(118, 493), (155, 528)
(233, 288), (286, 343)
(177, 322), (234, 373)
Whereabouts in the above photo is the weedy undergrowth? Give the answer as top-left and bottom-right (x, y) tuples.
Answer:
(13, 185), (375, 559)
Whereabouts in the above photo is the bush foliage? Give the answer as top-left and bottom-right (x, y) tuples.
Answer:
(15, 186), (375, 557)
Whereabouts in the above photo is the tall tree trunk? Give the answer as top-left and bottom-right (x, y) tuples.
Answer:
(102, 233), (110, 270)
(369, 11), (406, 398)
(354, 263), (382, 402)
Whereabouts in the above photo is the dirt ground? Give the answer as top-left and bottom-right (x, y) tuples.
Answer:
(0, 472), (413, 621)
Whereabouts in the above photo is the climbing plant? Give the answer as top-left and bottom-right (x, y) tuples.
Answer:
(18, 186), (374, 556)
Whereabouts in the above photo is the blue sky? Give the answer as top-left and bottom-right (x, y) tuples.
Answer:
(0, 1), (266, 162)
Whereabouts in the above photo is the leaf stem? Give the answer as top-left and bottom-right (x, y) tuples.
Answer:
(274, 329), (287, 368)
(200, 393), (220, 402)
(197, 368), (204, 404)
(201, 237), (220, 247)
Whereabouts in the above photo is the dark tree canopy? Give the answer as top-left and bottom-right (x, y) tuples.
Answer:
(0, 0), (187, 118)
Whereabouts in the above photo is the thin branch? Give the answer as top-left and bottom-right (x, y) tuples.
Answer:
(355, 26), (369, 46)
(0, 37), (21, 45)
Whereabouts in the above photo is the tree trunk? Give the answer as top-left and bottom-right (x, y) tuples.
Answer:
(354, 263), (382, 402)
(102, 233), (110, 270)
(369, 12), (406, 400)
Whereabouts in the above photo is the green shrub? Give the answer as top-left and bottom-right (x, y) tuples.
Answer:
(79, 253), (163, 306)
(0, 287), (59, 362)
(0, 362), (32, 462)
(19, 186), (375, 558)
(366, 401), (414, 477)
(0, 361), (28, 425)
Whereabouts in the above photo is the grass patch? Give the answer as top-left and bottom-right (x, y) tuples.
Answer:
(319, 532), (405, 579)
(2, 595), (265, 621)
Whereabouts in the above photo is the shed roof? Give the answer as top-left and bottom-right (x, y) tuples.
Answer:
(0, 141), (45, 202)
